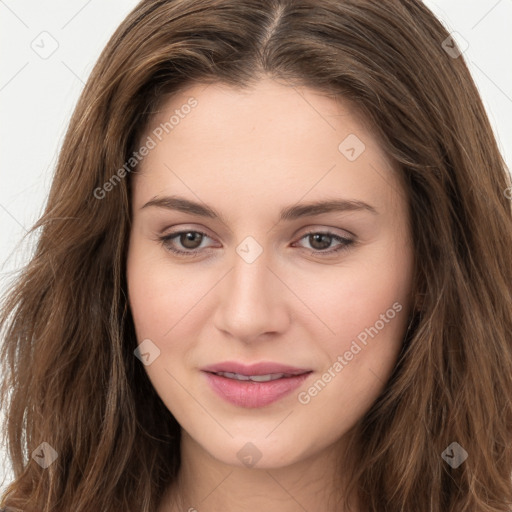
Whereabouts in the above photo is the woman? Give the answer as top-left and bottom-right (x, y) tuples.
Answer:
(1, 0), (511, 511)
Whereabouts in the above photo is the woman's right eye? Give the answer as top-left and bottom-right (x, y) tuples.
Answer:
(159, 230), (214, 257)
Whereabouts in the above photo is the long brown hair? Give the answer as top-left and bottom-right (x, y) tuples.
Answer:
(1, 0), (511, 510)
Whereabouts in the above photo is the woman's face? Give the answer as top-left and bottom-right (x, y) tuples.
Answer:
(126, 78), (415, 469)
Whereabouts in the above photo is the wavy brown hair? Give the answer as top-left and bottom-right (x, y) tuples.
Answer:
(1, 0), (512, 510)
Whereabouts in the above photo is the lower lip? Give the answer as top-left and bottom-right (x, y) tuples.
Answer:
(203, 371), (311, 408)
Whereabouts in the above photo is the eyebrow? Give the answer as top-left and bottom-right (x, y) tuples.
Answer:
(141, 195), (378, 222)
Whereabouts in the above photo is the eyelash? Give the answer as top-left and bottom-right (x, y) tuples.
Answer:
(158, 229), (355, 258)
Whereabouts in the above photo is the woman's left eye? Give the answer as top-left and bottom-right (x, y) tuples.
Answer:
(159, 229), (355, 258)
(294, 231), (355, 255)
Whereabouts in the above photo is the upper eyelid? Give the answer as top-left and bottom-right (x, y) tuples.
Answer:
(161, 223), (353, 235)
(162, 224), (356, 238)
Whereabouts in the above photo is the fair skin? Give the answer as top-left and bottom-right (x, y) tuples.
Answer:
(126, 77), (415, 512)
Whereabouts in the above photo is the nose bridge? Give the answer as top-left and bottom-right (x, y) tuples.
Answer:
(230, 247), (272, 304)
(213, 238), (289, 341)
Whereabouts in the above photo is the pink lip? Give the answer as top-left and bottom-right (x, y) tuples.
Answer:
(201, 361), (312, 408)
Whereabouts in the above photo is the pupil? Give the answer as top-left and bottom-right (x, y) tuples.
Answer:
(182, 232), (202, 249)
(311, 234), (330, 250)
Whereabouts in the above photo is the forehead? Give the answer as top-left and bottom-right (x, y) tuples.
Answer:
(147, 78), (377, 148)
(131, 78), (403, 219)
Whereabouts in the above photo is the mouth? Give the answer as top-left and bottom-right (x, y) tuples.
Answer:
(209, 371), (304, 382)
(201, 361), (313, 408)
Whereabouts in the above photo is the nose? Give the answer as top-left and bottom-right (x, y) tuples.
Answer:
(213, 248), (291, 344)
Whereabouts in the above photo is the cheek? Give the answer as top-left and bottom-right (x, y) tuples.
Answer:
(297, 255), (411, 349)
(293, 245), (413, 408)
(126, 240), (221, 390)
(126, 242), (199, 404)
(126, 240), (198, 338)
(291, 266), (410, 434)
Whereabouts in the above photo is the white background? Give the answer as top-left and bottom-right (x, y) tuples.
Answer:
(1, 0), (511, 495)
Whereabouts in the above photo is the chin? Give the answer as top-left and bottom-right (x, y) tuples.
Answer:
(194, 432), (315, 470)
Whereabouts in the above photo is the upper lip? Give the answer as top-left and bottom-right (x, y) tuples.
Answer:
(201, 361), (312, 376)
